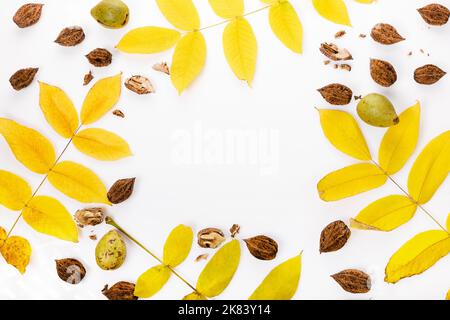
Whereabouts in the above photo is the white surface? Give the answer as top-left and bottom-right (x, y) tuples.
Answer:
(0, 0), (449, 300)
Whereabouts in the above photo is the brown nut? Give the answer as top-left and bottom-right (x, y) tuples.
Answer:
(331, 269), (371, 294)
(370, 59), (397, 87)
(318, 83), (353, 105)
(244, 235), (278, 260)
(197, 228), (225, 249)
(55, 258), (86, 285)
(370, 23), (405, 45)
(418, 4), (450, 26)
(13, 3), (43, 28)
(102, 281), (138, 300)
(74, 207), (105, 227)
(414, 64), (446, 85)
(320, 220), (351, 253)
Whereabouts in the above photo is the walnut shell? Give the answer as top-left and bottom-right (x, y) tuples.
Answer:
(107, 178), (136, 204)
(371, 23), (405, 45)
(86, 48), (112, 67)
(414, 64), (446, 85)
(102, 281), (138, 300)
(331, 269), (371, 294)
(55, 258), (86, 284)
(197, 228), (225, 249)
(370, 59), (397, 87)
(13, 3), (43, 28)
(320, 220), (351, 253)
(318, 83), (353, 105)
(244, 235), (278, 260)
(9, 68), (39, 91)
(418, 4), (450, 26)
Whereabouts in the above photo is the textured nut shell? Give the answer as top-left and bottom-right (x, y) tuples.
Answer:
(74, 207), (104, 227)
(125, 76), (155, 95)
(320, 43), (352, 61)
(86, 48), (112, 67)
(371, 23), (405, 45)
(320, 220), (351, 253)
(9, 68), (39, 91)
(418, 4), (450, 26)
(331, 269), (371, 294)
(13, 3), (43, 28)
(244, 235), (278, 260)
(102, 281), (138, 300)
(55, 26), (85, 47)
(55, 258), (86, 284)
(107, 178), (136, 204)
(370, 59), (397, 87)
(197, 228), (225, 248)
(414, 64), (446, 85)
(318, 84), (353, 105)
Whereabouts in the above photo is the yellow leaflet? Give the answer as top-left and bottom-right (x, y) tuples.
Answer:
(0, 227), (31, 274)
(312, 0), (351, 26)
(116, 27), (181, 54)
(446, 289), (450, 300)
(352, 195), (417, 231)
(156, 0), (200, 31)
(80, 74), (122, 125)
(0, 170), (32, 211)
(318, 110), (371, 161)
(183, 292), (207, 300)
(0, 118), (56, 174)
(209, 0), (244, 19)
(48, 161), (110, 204)
(269, 1), (303, 53)
(163, 224), (193, 267)
(196, 240), (241, 297)
(171, 31), (206, 94)
(73, 128), (132, 161)
(385, 230), (450, 283)
(355, 0), (375, 3)
(447, 213), (450, 231)
(408, 131), (450, 204)
(249, 254), (301, 300)
(223, 17), (257, 85)
(379, 103), (420, 175)
(318, 163), (387, 201)
(39, 82), (79, 139)
(22, 196), (78, 242)
(134, 265), (171, 298)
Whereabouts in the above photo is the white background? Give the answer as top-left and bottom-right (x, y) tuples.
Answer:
(0, 0), (449, 300)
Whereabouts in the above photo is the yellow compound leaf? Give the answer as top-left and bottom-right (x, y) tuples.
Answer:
(352, 195), (417, 231)
(249, 254), (301, 300)
(73, 128), (132, 161)
(196, 240), (241, 298)
(0, 118), (56, 174)
(80, 74), (122, 125)
(269, 1), (303, 53)
(156, 0), (200, 31)
(183, 292), (207, 300)
(116, 27), (181, 54)
(171, 31), (206, 94)
(318, 110), (371, 161)
(408, 131), (450, 204)
(0, 170), (32, 211)
(209, 0), (244, 19)
(385, 230), (450, 283)
(312, 0), (351, 26)
(223, 17), (257, 85)
(38, 82), (79, 139)
(134, 265), (171, 298)
(22, 196), (78, 242)
(318, 163), (387, 201)
(48, 161), (110, 204)
(163, 224), (193, 267)
(0, 227), (31, 274)
(379, 103), (420, 175)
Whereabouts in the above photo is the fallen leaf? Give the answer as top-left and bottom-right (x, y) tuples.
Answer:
(163, 224), (193, 267)
(0, 170), (32, 211)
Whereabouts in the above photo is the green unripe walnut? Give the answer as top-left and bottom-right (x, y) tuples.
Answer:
(96, 230), (126, 270)
(91, 0), (129, 29)
(357, 93), (399, 128)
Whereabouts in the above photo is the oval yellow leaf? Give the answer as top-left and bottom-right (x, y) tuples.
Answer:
(0, 170), (32, 211)
(134, 265), (171, 298)
(312, 0), (351, 26)
(48, 161), (110, 204)
(183, 292), (207, 300)
(171, 31), (207, 94)
(73, 128), (132, 161)
(196, 240), (241, 297)
(209, 0), (244, 19)
(408, 131), (450, 204)
(223, 17), (257, 85)
(318, 109), (371, 161)
(318, 163), (387, 201)
(249, 254), (302, 300)
(163, 224), (193, 267)
(156, 0), (200, 31)
(269, 1), (303, 53)
(352, 195), (417, 231)
(379, 103), (420, 175)
(39, 82), (79, 139)
(22, 196), (78, 242)
(385, 230), (450, 283)
(0, 227), (32, 274)
(0, 118), (56, 174)
(116, 27), (181, 54)
(80, 74), (122, 125)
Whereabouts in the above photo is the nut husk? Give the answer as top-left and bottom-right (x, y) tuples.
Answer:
(320, 43), (352, 61)
(370, 59), (397, 87)
(86, 48), (112, 67)
(9, 68), (39, 91)
(418, 4), (450, 26)
(107, 178), (136, 204)
(13, 3), (43, 28)
(320, 220), (351, 253)
(96, 230), (126, 270)
(318, 83), (353, 105)
(55, 258), (86, 284)
(370, 23), (405, 45)
(125, 76), (155, 95)
(197, 228), (225, 249)
(102, 281), (138, 300)
(55, 26), (85, 47)
(244, 235), (278, 260)
(74, 207), (104, 227)
(331, 269), (371, 294)
(414, 64), (446, 85)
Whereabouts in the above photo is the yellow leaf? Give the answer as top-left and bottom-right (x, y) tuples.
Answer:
(408, 131), (450, 204)
(80, 74), (122, 125)
(446, 289), (450, 300)
(134, 265), (171, 298)
(196, 240), (240, 297)
(116, 27), (181, 54)
(223, 17), (257, 85)
(183, 292), (207, 300)
(0, 118), (56, 174)
(209, 0), (244, 19)
(352, 195), (417, 231)
(0, 170), (32, 211)
(171, 31), (206, 94)
(156, 0), (200, 31)
(318, 163), (387, 201)
(379, 103), (420, 175)
(385, 230), (450, 283)
(22, 196), (78, 242)
(355, 0), (375, 3)
(73, 128), (132, 161)
(249, 254), (302, 300)
(269, 1), (303, 53)
(312, 0), (351, 26)
(38, 82), (79, 139)
(48, 161), (110, 204)
(318, 110), (371, 161)
(447, 213), (450, 231)
(0, 227), (31, 274)
(163, 224), (193, 267)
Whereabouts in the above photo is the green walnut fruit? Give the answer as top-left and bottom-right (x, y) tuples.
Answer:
(357, 93), (399, 127)
(96, 230), (126, 270)
(91, 0), (129, 29)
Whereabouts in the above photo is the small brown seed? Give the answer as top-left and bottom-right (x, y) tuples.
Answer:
(370, 59), (397, 87)
(320, 220), (351, 253)
(229, 224), (240, 238)
(334, 30), (346, 38)
(244, 235), (278, 260)
(86, 48), (112, 67)
(113, 109), (125, 118)
(89, 234), (97, 241)
(83, 71), (94, 86)
(320, 43), (352, 61)
(55, 26), (85, 47)
(371, 23), (405, 45)
(102, 282), (138, 300)
(195, 254), (209, 262)
(125, 76), (155, 95)
(9, 68), (39, 91)
(418, 4), (450, 26)
(197, 228), (225, 249)
(74, 207), (104, 227)
(414, 64), (446, 85)
(318, 83), (353, 105)
(107, 178), (136, 204)
(153, 62), (170, 75)
(13, 3), (43, 28)
(55, 258), (86, 285)
(331, 269), (371, 294)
